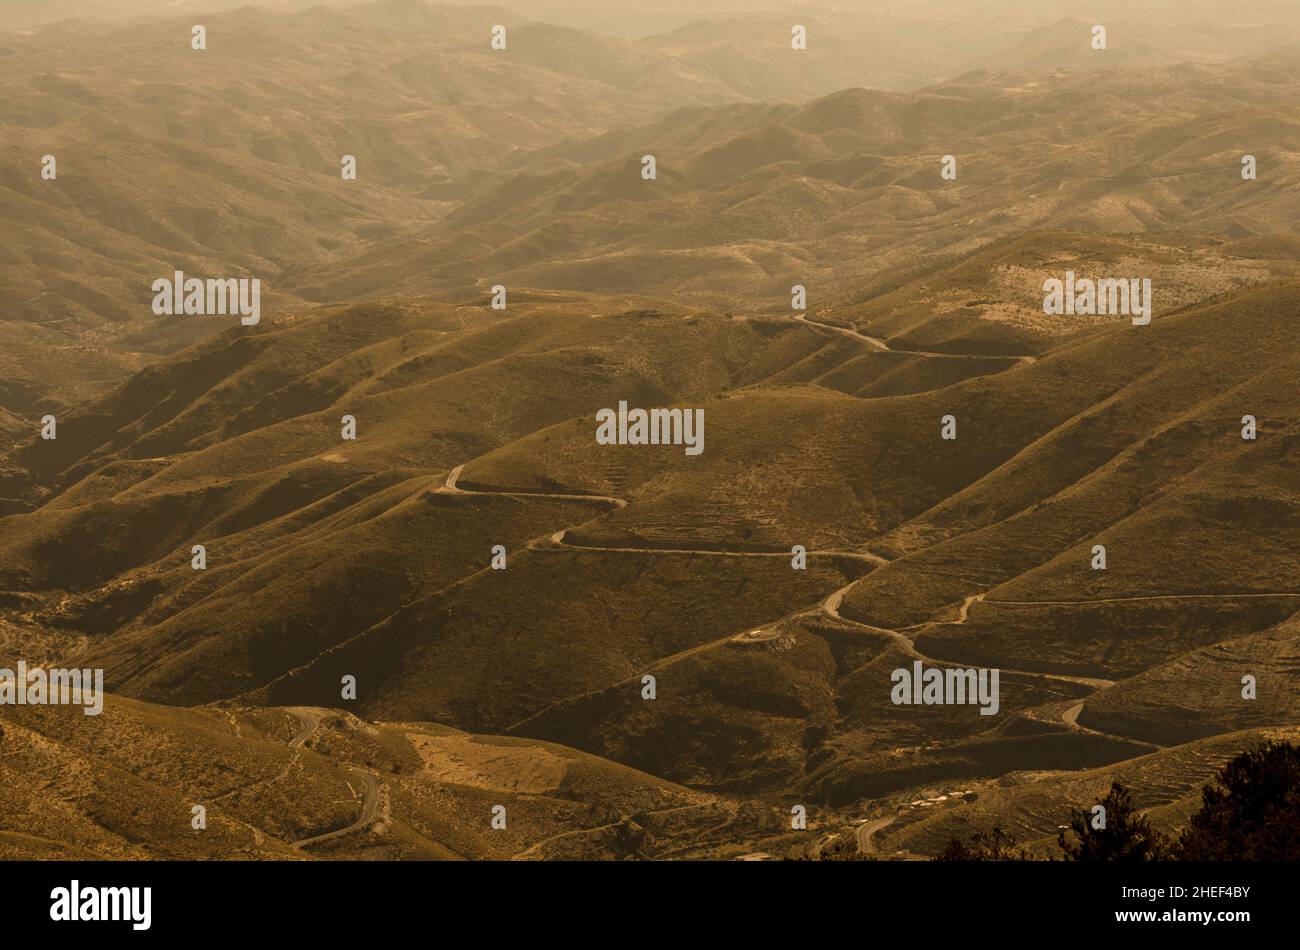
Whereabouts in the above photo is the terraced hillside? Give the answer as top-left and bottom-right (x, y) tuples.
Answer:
(3, 0), (1300, 861)
(3, 270), (1297, 857)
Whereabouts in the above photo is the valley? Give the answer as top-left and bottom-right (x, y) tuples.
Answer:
(1, 0), (1298, 862)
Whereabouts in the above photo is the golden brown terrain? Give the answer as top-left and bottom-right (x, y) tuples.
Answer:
(2, 0), (1299, 860)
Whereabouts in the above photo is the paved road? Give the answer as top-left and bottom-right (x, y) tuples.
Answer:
(276, 707), (383, 852)
(856, 814), (898, 854)
(286, 708), (320, 748)
(290, 768), (380, 851)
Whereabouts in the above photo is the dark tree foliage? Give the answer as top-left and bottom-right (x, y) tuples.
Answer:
(787, 837), (877, 861)
(931, 742), (1300, 861)
(1176, 740), (1300, 860)
(935, 826), (1030, 861)
(1058, 781), (1170, 861)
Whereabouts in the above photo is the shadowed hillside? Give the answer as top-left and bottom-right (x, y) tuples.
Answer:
(3, 0), (1300, 864)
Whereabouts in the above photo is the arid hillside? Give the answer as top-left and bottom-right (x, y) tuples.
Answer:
(8, 3), (1300, 418)
(2, 0), (1299, 861)
(2, 269), (1297, 856)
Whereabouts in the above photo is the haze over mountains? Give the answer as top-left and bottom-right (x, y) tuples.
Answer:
(7, 0), (1300, 415)
(1, 0), (1298, 860)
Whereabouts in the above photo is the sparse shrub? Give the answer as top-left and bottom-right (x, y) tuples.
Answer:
(929, 742), (1300, 862)
(935, 825), (1029, 861)
(1175, 741), (1300, 860)
(809, 838), (875, 861)
(1058, 781), (1169, 861)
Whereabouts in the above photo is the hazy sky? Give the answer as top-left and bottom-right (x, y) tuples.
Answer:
(8, 0), (1300, 38)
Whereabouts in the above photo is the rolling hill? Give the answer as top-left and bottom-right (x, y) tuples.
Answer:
(3, 0), (1300, 862)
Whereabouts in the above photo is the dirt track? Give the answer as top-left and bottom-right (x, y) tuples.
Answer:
(795, 312), (1038, 366)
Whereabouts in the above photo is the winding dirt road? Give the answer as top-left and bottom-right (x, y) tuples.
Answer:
(229, 307), (1282, 858)
(823, 585), (1116, 691)
(795, 312), (1038, 366)
(258, 318), (1277, 848)
(445, 464), (889, 564)
(444, 463), (626, 508)
(452, 462), (1175, 750)
(985, 592), (1300, 607)
(546, 529), (889, 565)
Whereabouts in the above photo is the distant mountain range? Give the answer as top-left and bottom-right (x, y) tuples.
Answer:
(2, 0), (1298, 860)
